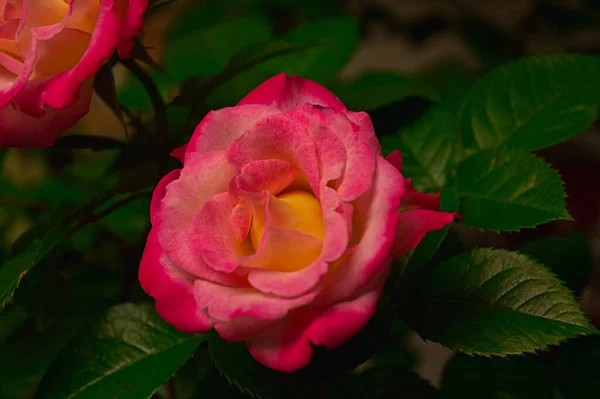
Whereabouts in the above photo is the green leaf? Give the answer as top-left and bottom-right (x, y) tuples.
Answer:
(164, 15), (274, 81)
(280, 17), (358, 84)
(334, 71), (437, 111)
(518, 233), (591, 297)
(456, 147), (570, 231)
(173, 40), (318, 111)
(0, 265), (120, 399)
(35, 303), (206, 399)
(441, 354), (556, 399)
(459, 54), (600, 151)
(207, 17), (358, 107)
(382, 106), (458, 192)
(0, 221), (69, 307)
(398, 248), (593, 357)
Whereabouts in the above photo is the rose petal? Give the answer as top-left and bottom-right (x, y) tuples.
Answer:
(385, 150), (402, 172)
(343, 110), (382, 155)
(247, 288), (381, 372)
(400, 178), (441, 211)
(227, 113), (320, 196)
(41, 1), (127, 110)
(191, 192), (253, 273)
(158, 150), (245, 287)
(238, 73), (346, 111)
(246, 260), (328, 298)
(185, 104), (280, 160)
(193, 278), (317, 322)
(0, 77), (92, 147)
(117, 0), (149, 58)
(394, 209), (455, 257)
(232, 159), (298, 196)
(139, 228), (213, 333)
(295, 105), (376, 201)
(317, 157), (404, 304)
(150, 168), (181, 225)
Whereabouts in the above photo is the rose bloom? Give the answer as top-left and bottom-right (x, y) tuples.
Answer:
(140, 74), (455, 372)
(0, 0), (148, 147)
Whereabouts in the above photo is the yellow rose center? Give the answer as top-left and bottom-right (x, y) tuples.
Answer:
(251, 190), (324, 248)
(248, 190), (324, 271)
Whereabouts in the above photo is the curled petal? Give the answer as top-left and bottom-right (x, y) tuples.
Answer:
(232, 159), (298, 196)
(238, 73), (346, 111)
(227, 113), (320, 195)
(191, 192), (253, 273)
(158, 151), (244, 286)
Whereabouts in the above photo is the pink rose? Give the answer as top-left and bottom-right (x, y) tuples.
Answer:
(0, 0), (148, 147)
(139, 74), (455, 372)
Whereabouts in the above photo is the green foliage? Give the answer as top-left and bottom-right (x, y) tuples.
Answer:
(35, 303), (206, 399)
(207, 17), (358, 107)
(382, 106), (458, 193)
(456, 147), (570, 231)
(398, 248), (593, 356)
(334, 71), (438, 111)
(0, 218), (70, 307)
(165, 15), (275, 80)
(0, 267), (120, 399)
(459, 54), (600, 151)
(208, 331), (302, 399)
